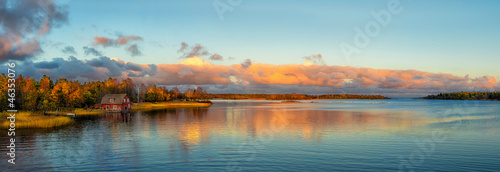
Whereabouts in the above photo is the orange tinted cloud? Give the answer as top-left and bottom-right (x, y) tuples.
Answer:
(17, 56), (500, 93)
(93, 35), (143, 47)
(92, 35), (143, 56)
(122, 58), (498, 92)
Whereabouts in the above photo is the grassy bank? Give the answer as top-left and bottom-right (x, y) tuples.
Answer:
(0, 111), (74, 129)
(0, 101), (210, 129)
(132, 101), (212, 111)
(281, 100), (301, 103)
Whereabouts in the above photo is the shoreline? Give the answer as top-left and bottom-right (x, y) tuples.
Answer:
(420, 97), (500, 102)
(0, 101), (212, 129)
(131, 101), (213, 111)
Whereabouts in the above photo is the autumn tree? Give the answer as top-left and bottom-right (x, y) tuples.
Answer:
(104, 77), (119, 94)
(160, 86), (171, 101)
(14, 74), (26, 109)
(83, 90), (97, 108)
(145, 85), (166, 102)
(0, 74), (9, 111)
(184, 88), (194, 101)
(20, 77), (38, 111)
(38, 75), (55, 110)
(68, 81), (85, 108)
(50, 79), (85, 109)
(194, 87), (207, 100)
(120, 78), (136, 102)
(170, 86), (180, 100)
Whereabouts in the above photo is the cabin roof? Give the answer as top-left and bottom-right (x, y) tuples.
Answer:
(101, 94), (128, 104)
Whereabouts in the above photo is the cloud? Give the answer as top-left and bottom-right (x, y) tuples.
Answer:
(115, 35), (142, 45)
(178, 42), (188, 52)
(83, 46), (103, 57)
(210, 54), (223, 60)
(241, 59), (252, 69)
(177, 42), (232, 61)
(86, 57), (130, 77)
(61, 46), (77, 55)
(93, 35), (143, 47)
(125, 62), (143, 72)
(0, 0), (68, 62)
(48, 56), (95, 79)
(92, 34), (143, 56)
(34, 61), (59, 69)
(93, 36), (114, 47)
(178, 42), (209, 59)
(303, 54), (325, 65)
(4, 56), (498, 97)
(127, 44), (142, 57)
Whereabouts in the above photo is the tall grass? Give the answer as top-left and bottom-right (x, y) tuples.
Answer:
(45, 108), (105, 116)
(0, 111), (74, 129)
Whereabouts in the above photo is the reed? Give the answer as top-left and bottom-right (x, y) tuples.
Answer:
(0, 111), (74, 129)
(45, 108), (105, 116)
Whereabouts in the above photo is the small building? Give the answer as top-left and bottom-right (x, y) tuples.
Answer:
(100, 94), (132, 111)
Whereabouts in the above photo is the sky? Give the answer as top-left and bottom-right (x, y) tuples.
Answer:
(1, 0), (499, 97)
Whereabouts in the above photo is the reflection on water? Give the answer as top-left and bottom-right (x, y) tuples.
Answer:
(1, 99), (499, 171)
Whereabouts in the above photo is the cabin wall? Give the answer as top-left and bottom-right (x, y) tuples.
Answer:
(101, 104), (122, 110)
(100, 95), (132, 111)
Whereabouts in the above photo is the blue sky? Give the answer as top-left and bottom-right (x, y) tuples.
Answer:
(2, 0), (498, 96)
(38, 0), (500, 79)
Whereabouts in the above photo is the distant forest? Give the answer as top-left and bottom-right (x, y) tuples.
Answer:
(0, 75), (209, 111)
(0, 75), (389, 111)
(423, 91), (500, 100)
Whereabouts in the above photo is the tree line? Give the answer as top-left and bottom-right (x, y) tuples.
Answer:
(206, 93), (389, 100)
(423, 91), (500, 100)
(0, 74), (389, 112)
(0, 74), (208, 111)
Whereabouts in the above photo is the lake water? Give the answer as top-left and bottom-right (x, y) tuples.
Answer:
(2, 99), (500, 171)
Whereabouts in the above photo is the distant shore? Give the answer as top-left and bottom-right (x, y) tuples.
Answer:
(131, 101), (213, 111)
(208, 93), (390, 100)
(423, 91), (500, 101)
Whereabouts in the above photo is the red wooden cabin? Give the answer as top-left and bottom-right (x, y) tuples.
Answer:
(100, 94), (132, 111)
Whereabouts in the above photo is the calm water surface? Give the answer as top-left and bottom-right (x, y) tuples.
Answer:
(1, 99), (500, 171)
